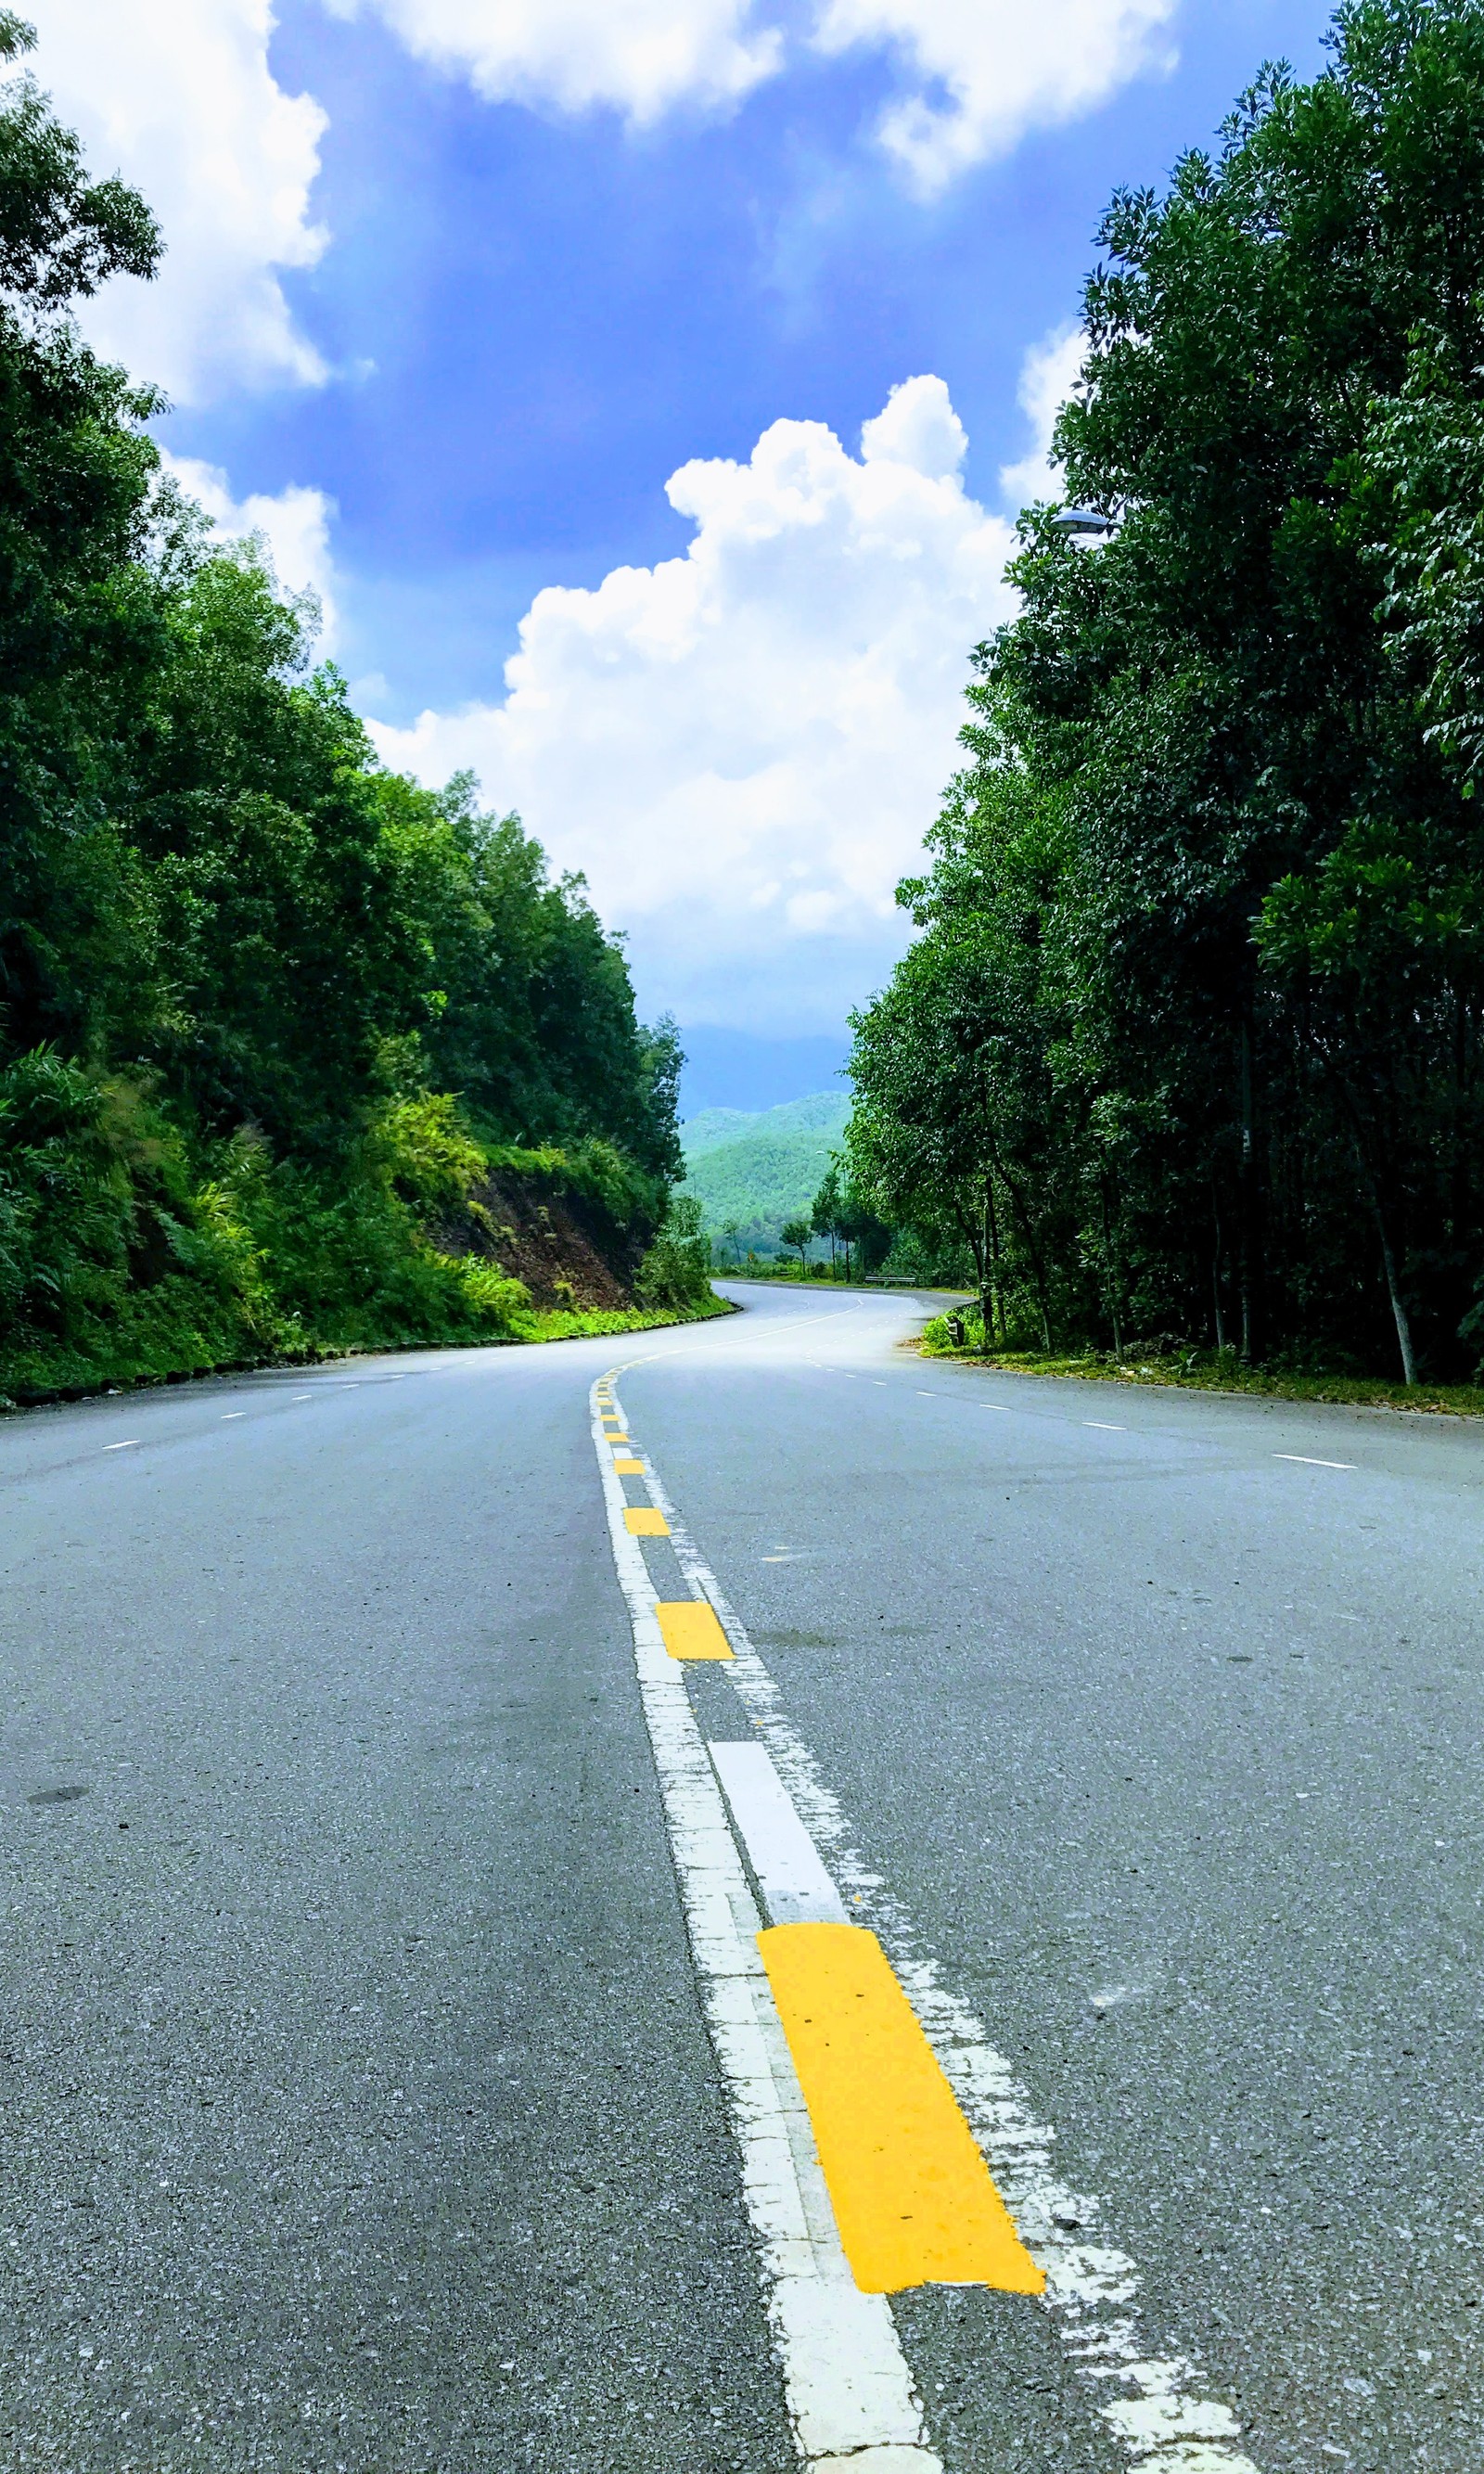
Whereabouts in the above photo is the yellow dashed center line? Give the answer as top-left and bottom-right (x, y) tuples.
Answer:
(655, 1601), (736, 1661)
(759, 1922), (1044, 2299)
(624, 1506), (670, 1536)
(613, 1456), (645, 1474)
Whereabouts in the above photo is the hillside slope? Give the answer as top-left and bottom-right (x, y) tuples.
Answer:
(680, 1091), (850, 1254)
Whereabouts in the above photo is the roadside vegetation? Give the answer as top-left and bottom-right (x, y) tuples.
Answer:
(918, 1313), (1484, 1417)
(846, 0), (1484, 1395)
(0, 17), (714, 1405)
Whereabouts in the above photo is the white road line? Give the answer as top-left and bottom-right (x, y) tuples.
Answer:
(632, 1392), (1261, 2474)
(102, 1441), (140, 1452)
(589, 1380), (940, 2474)
(1084, 1422), (1126, 1432)
(710, 1741), (848, 1927)
(1274, 1455), (1353, 1470)
(221, 1413), (244, 1421)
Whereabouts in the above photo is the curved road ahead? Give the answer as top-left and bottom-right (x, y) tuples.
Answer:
(2, 1281), (1480, 2471)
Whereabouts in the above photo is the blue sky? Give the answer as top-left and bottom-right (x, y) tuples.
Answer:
(38, 0), (1336, 1109)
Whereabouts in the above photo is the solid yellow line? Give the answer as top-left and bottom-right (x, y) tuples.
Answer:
(656, 1601), (735, 1660)
(624, 1507), (670, 1536)
(759, 1922), (1044, 2297)
(614, 1456), (645, 1474)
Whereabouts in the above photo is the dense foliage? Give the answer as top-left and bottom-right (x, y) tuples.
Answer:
(680, 1094), (851, 1259)
(850, 0), (1484, 1382)
(0, 21), (689, 1397)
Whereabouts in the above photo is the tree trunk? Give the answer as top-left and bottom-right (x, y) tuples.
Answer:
(1002, 1168), (1054, 1353)
(978, 1185), (994, 1351)
(951, 1196), (989, 1346)
(1238, 1014), (1257, 1362)
(1098, 1174), (1123, 1358)
(1326, 1062), (1417, 1390)
(1374, 1202), (1416, 1387)
(985, 1177), (1004, 1344)
(1210, 1187), (1228, 1353)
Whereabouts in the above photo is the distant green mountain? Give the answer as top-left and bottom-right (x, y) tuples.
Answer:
(680, 1091), (851, 1255)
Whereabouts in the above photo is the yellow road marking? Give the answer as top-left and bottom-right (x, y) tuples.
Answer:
(614, 1456), (645, 1474)
(656, 1601), (735, 1660)
(608, 1435), (632, 1449)
(758, 1923), (1044, 2298)
(624, 1507), (670, 1536)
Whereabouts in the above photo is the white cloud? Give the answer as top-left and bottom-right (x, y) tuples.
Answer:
(329, 0), (782, 120)
(21, 1), (1174, 418)
(999, 323), (1085, 512)
(812, 0), (1179, 193)
(161, 450), (339, 653)
(27, 1), (326, 402)
(365, 376), (1018, 1031)
(338, 0), (1175, 183)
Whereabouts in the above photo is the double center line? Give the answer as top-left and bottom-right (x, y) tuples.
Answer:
(590, 1372), (1261, 2473)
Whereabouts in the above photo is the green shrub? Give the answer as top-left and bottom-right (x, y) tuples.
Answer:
(635, 1194), (713, 1312)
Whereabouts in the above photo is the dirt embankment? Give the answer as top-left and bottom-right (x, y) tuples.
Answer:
(437, 1172), (638, 1311)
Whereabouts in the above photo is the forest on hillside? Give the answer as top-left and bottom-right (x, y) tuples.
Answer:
(0, 13), (703, 1401)
(849, 0), (1484, 1386)
(679, 1094), (851, 1257)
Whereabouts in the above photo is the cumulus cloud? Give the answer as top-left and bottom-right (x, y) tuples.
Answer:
(327, 0), (782, 121)
(812, 0), (1179, 192)
(22, 2), (1173, 412)
(161, 450), (339, 653)
(998, 323), (1086, 512)
(27, 1), (326, 403)
(365, 376), (1018, 1031)
(339, 0), (1175, 182)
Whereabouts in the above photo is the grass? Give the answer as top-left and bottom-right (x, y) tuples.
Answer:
(513, 1294), (735, 1345)
(0, 1292), (735, 1413)
(915, 1327), (1484, 1417)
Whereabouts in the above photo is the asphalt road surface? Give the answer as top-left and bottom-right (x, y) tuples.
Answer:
(2, 1280), (1481, 2472)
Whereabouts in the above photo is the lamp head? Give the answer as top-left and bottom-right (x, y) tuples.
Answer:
(1051, 506), (1118, 536)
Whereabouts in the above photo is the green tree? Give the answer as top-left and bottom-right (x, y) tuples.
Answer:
(856, 0), (1484, 1385)
(810, 1160), (841, 1271)
(779, 1216), (812, 1277)
(0, 26), (692, 1394)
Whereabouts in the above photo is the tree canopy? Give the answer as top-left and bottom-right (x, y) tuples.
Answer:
(849, 0), (1484, 1383)
(0, 26), (684, 1394)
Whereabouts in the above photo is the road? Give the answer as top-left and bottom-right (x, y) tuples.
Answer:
(1, 1279), (1480, 2472)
